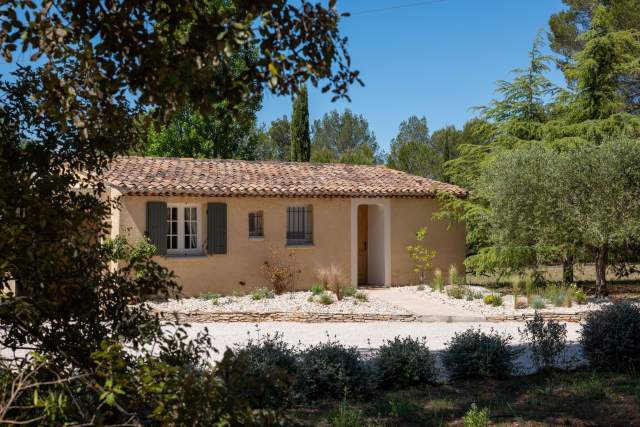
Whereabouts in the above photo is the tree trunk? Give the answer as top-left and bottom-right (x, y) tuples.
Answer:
(594, 246), (608, 298)
(562, 254), (575, 285)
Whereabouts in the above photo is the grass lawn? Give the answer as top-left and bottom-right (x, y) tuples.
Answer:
(292, 370), (640, 426)
(466, 263), (640, 299)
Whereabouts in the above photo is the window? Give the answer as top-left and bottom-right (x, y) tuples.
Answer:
(248, 211), (264, 238)
(287, 205), (313, 245)
(166, 204), (202, 255)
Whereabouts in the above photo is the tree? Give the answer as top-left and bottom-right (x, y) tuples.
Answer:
(549, 0), (640, 110)
(481, 139), (640, 297)
(291, 86), (311, 161)
(311, 109), (382, 164)
(387, 116), (440, 179)
(265, 116), (292, 161)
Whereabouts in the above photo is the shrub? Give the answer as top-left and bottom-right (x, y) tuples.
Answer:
(231, 333), (298, 409)
(311, 283), (325, 295)
(386, 395), (422, 423)
(447, 285), (466, 299)
(483, 294), (502, 307)
(543, 283), (574, 307)
(575, 287), (588, 304)
(250, 287), (274, 301)
(199, 292), (222, 301)
(443, 328), (517, 379)
(463, 403), (489, 427)
(580, 301), (640, 372)
(467, 289), (484, 300)
(344, 286), (357, 298)
(571, 373), (606, 400)
(261, 246), (300, 294)
(354, 291), (368, 302)
(328, 399), (362, 427)
(318, 292), (333, 305)
(512, 278), (521, 309)
(530, 294), (546, 309)
(448, 264), (462, 286)
(417, 284), (425, 291)
(318, 265), (347, 300)
(520, 312), (567, 370)
(406, 226), (437, 284)
(296, 340), (372, 401)
(431, 268), (445, 292)
(374, 336), (436, 389)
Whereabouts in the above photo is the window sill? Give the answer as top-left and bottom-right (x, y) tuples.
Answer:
(165, 253), (207, 259)
(249, 236), (265, 241)
(286, 243), (315, 248)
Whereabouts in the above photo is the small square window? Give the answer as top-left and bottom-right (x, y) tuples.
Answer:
(249, 211), (264, 238)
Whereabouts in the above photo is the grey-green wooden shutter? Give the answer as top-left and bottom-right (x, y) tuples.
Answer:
(207, 203), (227, 254)
(146, 201), (167, 255)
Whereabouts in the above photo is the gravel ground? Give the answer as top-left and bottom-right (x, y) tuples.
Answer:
(150, 291), (410, 315)
(174, 321), (586, 377)
(399, 285), (608, 316)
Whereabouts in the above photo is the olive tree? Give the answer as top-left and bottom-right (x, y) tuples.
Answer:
(481, 139), (640, 297)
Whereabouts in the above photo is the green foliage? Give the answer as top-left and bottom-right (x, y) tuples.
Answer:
(580, 302), (640, 371)
(447, 286), (466, 299)
(406, 227), (437, 284)
(264, 115), (291, 161)
(318, 292), (334, 305)
(448, 264), (462, 286)
(311, 283), (326, 295)
(520, 312), (568, 370)
(463, 403), (489, 427)
(374, 336), (436, 389)
(345, 286), (357, 298)
(328, 398), (363, 427)
(417, 285), (426, 291)
(443, 328), (517, 379)
(310, 109), (382, 164)
(543, 283), (576, 307)
(296, 340), (373, 401)
(530, 295), (546, 309)
(251, 287), (275, 301)
(575, 287), (588, 304)
(431, 268), (445, 292)
(291, 86), (311, 162)
(230, 333), (298, 410)
(483, 294), (503, 307)
(354, 291), (368, 302)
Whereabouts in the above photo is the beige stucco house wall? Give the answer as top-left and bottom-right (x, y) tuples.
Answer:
(105, 156), (467, 296)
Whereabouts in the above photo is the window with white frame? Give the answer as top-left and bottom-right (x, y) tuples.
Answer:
(166, 204), (202, 254)
(286, 205), (313, 245)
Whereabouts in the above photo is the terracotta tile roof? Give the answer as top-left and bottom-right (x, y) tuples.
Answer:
(104, 156), (468, 198)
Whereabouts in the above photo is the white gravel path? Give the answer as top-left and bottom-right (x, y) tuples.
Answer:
(176, 320), (586, 376)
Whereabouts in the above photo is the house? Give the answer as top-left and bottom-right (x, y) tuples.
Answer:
(104, 156), (467, 296)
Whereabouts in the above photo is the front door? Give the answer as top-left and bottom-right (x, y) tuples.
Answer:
(357, 205), (368, 285)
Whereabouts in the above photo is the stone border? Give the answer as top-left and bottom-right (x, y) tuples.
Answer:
(155, 310), (587, 323)
(154, 310), (417, 323)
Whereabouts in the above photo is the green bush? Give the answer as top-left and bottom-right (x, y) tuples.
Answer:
(463, 403), (489, 427)
(328, 399), (363, 427)
(354, 291), (368, 302)
(417, 284), (426, 291)
(443, 328), (517, 379)
(483, 294), (502, 307)
(199, 292), (222, 301)
(251, 287), (275, 300)
(431, 268), (445, 292)
(543, 283), (575, 307)
(580, 301), (640, 372)
(344, 286), (357, 298)
(575, 287), (588, 304)
(447, 285), (466, 299)
(296, 340), (372, 401)
(311, 283), (325, 295)
(448, 264), (462, 286)
(530, 294), (546, 309)
(467, 289), (484, 300)
(374, 336), (436, 389)
(520, 312), (567, 370)
(231, 333), (298, 409)
(319, 292), (333, 305)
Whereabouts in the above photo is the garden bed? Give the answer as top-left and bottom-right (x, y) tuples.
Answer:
(400, 285), (609, 317)
(149, 290), (411, 318)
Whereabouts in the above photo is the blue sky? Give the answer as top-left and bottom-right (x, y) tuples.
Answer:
(257, 0), (567, 152)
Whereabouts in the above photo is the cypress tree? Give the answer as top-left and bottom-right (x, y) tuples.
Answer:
(290, 85), (311, 161)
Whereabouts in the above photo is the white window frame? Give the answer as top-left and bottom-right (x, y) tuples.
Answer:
(166, 203), (203, 255)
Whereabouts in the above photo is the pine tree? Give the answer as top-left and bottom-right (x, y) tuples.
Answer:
(290, 86), (311, 161)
